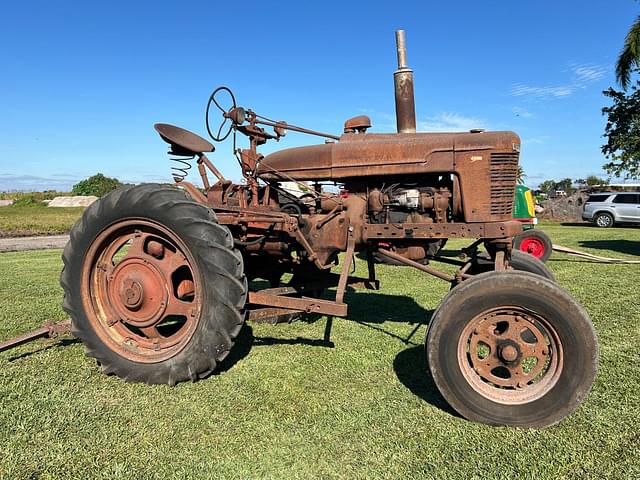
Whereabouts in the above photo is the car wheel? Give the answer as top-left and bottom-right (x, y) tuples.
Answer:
(594, 212), (614, 228)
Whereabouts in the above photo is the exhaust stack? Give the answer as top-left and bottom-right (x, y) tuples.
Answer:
(394, 30), (417, 133)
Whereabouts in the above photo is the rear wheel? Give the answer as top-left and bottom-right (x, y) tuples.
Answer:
(60, 184), (247, 385)
(426, 271), (598, 427)
(594, 212), (614, 228)
(513, 229), (552, 262)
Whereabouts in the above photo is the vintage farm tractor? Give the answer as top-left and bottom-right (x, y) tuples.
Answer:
(2, 31), (597, 427)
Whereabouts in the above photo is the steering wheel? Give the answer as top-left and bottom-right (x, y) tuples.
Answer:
(206, 86), (237, 142)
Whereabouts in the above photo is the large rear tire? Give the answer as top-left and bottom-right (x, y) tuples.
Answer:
(426, 271), (598, 427)
(60, 184), (247, 385)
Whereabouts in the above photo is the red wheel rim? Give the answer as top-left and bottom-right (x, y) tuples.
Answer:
(519, 237), (545, 259)
(80, 219), (202, 363)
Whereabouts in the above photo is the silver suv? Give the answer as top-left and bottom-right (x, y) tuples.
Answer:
(582, 192), (640, 227)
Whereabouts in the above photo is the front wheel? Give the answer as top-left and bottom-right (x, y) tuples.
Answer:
(469, 250), (555, 282)
(426, 271), (597, 427)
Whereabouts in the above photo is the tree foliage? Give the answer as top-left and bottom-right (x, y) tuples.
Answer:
(575, 175), (609, 187)
(537, 178), (578, 195)
(616, 15), (640, 90)
(538, 180), (557, 195)
(601, 79), (640, 179)
(72, 173), (122, 197)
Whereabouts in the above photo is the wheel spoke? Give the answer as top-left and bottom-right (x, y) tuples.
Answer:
(140, 325), (161, 340)
(167, 250), (190, 273)
(461, 309), (562, 390)
(121, 231), (150, 260)
(166, 294), (193, 318)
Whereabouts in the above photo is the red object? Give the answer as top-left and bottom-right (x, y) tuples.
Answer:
(519, 236), (546, 259)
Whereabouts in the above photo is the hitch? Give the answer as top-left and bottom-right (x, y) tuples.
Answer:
(0, 319), (71, 353)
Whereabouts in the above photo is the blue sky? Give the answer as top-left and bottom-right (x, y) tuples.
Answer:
(0, 0), (638, 190)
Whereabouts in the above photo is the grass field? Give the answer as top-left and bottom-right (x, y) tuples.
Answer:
(0, 223), (639, 479)
(0, 205), (83, 237)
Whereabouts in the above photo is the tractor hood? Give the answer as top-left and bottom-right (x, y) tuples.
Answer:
(257, 130), (520, 181)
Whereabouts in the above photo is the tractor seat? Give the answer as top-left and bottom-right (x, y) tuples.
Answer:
(154, 123), (214, 155)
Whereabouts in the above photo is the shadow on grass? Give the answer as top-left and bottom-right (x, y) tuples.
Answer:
(393, 345), (458, 417)
(7, 337), (80, 362)
(561, 221), (640, 229)
(219, 291), (435, 373)
(217, 323), (255, 373)
(343, 290), (434, 345)
(345, 291), (433, 325)
(578, 239), (640, 257)
(217, 319), (337, 375)
(559, 222), (591, 227)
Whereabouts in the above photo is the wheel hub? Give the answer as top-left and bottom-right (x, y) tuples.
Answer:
(108, 258), (168, 328)
(121, 279), (143, 308)
(498, 342), (520, 364)
(458, 307), (562, 404)
(520, 238), (544, 258)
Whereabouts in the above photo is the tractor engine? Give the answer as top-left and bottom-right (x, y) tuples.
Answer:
(367, 183), (452, 225)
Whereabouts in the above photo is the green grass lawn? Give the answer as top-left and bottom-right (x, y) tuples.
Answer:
(1, 223), (639, 479)
(0, 205), (83, 237)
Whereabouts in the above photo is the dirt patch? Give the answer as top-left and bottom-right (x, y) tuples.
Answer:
(539, 192), (589, 221)
(48, 196), (97, 207)
(0, 235), (69, 252)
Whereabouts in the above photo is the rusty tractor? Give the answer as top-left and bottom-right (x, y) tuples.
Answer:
(2, 31), (598, 428)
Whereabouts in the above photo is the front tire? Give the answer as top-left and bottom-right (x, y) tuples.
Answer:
(469, 250), (555, 282)
(426, 271), (598, 427)
(60, 184), (247, 385)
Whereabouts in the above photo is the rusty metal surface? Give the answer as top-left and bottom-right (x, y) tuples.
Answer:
(81, 219), (203, 363)
(248, 308), (302, 324)
(457, 306), (563, 404)
(154, 123), (214, 154)
(258, 130), (518, 182)
(343, 115), (372, 133)
(377, 248), (454, 282)
(0, 319), (71, 353)
(364, 221), (523, 240)
(248, 292), (348, 317)
(394, 30), (416, 134)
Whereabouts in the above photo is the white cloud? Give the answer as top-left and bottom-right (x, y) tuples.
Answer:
(510, 62), (608, 100)
(359, 109), (487, 132)
(417, 112), (487, 132)
(510, 84), (575, 99)
(572, 63), (607, 83)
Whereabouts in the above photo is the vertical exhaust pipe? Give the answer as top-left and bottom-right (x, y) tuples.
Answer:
(394, 30), (417, 133)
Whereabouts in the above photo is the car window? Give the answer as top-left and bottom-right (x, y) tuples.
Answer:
(587, 194), (611, 203)
(612, 194), (639, 204)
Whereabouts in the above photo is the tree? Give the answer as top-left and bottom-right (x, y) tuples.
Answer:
(601, 80), (640, 179)
(72, 173), (122, 197)
(616, 15), (640, 90)
(516, 166), (526, 184)
(555, 178), (575, 195)
(584, 175), (609, 187)
(538, 180), (557, 195)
